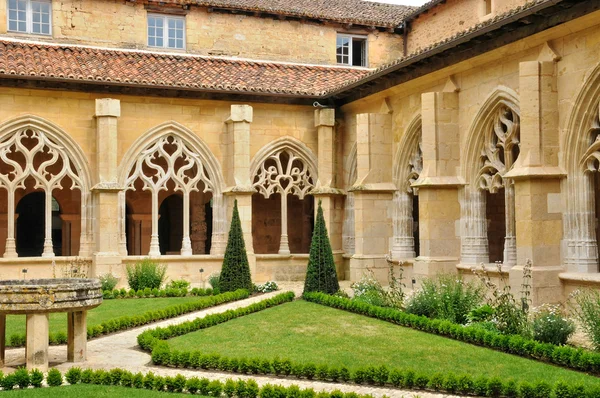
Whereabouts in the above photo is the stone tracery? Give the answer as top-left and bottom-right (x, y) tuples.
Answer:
(0, 126), (85, 258)
(124, 135), (215, 256)
(252, 148), (315, 254)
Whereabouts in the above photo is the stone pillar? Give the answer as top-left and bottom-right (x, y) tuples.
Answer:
(92, 99), (123, 277)
(224, 105), (255, 270)
(67, 311), (87, 362)
(42, 190), (54, 257)
(0, 314), (5, 367)
(505, 60), (565, 305)
(349, 113), (395, 282)
(26, 313), (49, 371)
(313, 109), (344, 255)
(413, 91), (463, 279)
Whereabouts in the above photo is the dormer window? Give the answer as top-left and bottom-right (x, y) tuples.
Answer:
(147, 14), (185, 50)
(7, 0), (51, 35)
(337, 34), (367, 67)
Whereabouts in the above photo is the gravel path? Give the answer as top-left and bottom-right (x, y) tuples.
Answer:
(2, 286), (462, 398)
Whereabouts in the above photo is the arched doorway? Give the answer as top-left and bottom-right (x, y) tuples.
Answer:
(251, 143), (317, 255)
(16, 193), (61, 257)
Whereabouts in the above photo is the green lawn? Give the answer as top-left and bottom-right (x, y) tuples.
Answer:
(5, 297), (204, 343)
(167, 300), (600, 386)
(1, 385), (200, 397)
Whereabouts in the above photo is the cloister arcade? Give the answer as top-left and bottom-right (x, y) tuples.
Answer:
(3, 60), (600, 305)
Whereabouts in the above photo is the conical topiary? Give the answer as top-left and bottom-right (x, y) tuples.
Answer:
(220, 199), (253, 292)
(303, 200), (340, 294)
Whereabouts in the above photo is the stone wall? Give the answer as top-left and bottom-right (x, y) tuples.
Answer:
(0, 0), (403, 67)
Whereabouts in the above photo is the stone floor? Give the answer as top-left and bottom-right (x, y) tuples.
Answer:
(2, 286), (462, 397)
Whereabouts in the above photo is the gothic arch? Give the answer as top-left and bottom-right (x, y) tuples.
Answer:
(562, 62), (600, 272)
(118, 121), (226, 256)
(0, 115), (93, 257)
(391, 114), (423, 260)
(250, 136), (317, 255)
(460, 87), (521, 265)
(250, 136), (318, 180)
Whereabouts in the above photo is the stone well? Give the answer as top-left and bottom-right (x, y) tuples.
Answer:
(0, 278), (102, 371)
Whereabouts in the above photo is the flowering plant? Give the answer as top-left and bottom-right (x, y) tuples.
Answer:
(531, 304), (575, 346)
(256, 281), (278, 293)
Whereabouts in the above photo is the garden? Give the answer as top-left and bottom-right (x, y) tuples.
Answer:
(3, 200), (600, 397)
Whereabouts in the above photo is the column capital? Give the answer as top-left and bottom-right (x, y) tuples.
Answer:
(227, 104), (253, 123)
(95, 98), (121, 118)
(314, 108), (335, 128)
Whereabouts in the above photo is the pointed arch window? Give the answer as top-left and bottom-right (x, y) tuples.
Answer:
(252, 148), (315, 254)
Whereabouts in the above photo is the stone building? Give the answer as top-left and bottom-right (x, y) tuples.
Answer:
(0, 0), (598, 304)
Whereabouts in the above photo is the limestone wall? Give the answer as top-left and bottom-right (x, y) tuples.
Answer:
(0, 0), (403, 67)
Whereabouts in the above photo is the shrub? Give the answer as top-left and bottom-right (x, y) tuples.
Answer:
(220, 200), (253, 292)
(570, 289), (600, 350)
(405, 274), (484, 324)
(256, 281), (279, 293)
(166, 279), (190, 290)
(99, 273), (119, 291)
(350, 270), (388, 308)
(303, 200), (339, 295)
(472, 261), (531, 336)
(30, 369), (44, 388)
(126, 258), (167, 291)
(65, 367), (82, 385)
(47, 368), (63, 387)
(13, 367), (30, 389)
(1, 373), (16, 390)
(531, 304), (575, 346)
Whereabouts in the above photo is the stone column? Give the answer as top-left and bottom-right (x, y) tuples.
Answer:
(92, 99), (123, 277)
(0, 314), (5, 367)
(505, 60), (565, 305)
(42, 190), (54, 257)
(391, 191), (416, 259)
(313, 108), (344, 258)
(26, 313), (49, 371)
(67, 311), (87, 362)
(349, 113), (395, 282)
(413, 91), (463, 279)
(224, 105), (255, 269)
(4, 194), (17, 258)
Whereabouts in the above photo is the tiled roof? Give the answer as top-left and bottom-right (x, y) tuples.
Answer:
(0, 39), (371, 97)
(164, 0), (414, 28)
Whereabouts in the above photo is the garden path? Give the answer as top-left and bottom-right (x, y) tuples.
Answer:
(2, 284), (459, 398)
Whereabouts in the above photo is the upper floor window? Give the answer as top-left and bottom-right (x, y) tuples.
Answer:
(147, 14), (185, 50)
(336, 34), (367, 67)
(7, 0), (51, 35)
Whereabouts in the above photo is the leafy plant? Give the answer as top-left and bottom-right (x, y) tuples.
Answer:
(405, 274), (484, 324)
(46, 368), (63, 387)
(99, 273), (119, 291)
(30, 369), (44, 388)
(256, 281), (279, 293)
(472, 261), (530, 335)
(166, 279), (190, 290)
(220, 200), (253, 292)
(303, 200), (339, 295)
(531, 304), (575, 346)
(570, 288), (600, 350)
(126, 258), (167, 291)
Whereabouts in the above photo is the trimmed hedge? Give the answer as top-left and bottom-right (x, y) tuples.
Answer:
(303, 292), (600, 375)
(102, 287), (215, 300)
(6, 289), (250, 348)
(137, 292), (295, 352)
(0, 366), (598, 397)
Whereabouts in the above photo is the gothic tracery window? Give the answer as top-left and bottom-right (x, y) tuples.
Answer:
(252, 148), (315, 254)
(124, 135), (214, 256)
(472, 105), (520, 265)
(0, 127), (84, 258)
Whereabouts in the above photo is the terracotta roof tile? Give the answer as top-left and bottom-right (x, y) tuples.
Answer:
(161, 0), (414, 28)
(0, 39), (371, 97)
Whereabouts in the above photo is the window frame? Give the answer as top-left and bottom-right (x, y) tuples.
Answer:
(146, 13), (186, 50)
(6, 0), (52, 36)
(336, 33), (368, 67)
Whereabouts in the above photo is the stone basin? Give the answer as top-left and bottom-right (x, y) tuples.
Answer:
(0, 278), (102, 314)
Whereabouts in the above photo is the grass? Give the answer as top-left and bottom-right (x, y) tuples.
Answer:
(4, 297), (204, 343)
(1, 385), (201, 397)
(167, 300), (600, 386)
